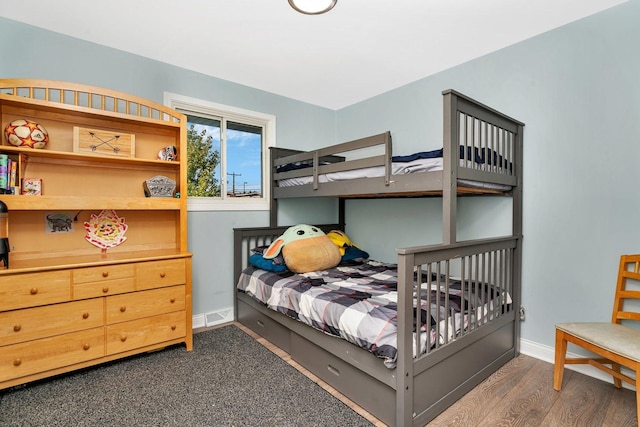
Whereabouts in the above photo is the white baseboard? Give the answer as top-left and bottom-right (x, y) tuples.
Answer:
(192, 314), (206, 329)
(520, 338), (635, 390)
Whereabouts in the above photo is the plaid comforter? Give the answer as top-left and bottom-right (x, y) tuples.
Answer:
(237, 260), (510, 368)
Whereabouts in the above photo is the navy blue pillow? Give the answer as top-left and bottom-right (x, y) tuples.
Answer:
(341, 246), (369, 262)
(249, 253), (288, 272)
(249, 246), (288, 272)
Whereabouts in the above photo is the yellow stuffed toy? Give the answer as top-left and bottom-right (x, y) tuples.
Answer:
(263, 224), (341, 273)
(327, 229), (360, 256)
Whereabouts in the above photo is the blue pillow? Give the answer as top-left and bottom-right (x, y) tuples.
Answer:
(341, 246), (369, 262)
(249, 247), (288, 272)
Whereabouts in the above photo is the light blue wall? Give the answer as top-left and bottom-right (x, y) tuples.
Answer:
(0, 17), (337, 317)
(1, 0), (639, 352)
(337, 0), (640, 349)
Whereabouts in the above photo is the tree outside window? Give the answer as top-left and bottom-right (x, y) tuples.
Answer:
(186, 115), (262, 199)
(165, 92), (274, 211)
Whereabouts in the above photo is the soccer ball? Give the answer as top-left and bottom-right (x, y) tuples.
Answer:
(4, 119), (49, 149)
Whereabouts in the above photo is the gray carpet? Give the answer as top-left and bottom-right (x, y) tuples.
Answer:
(0, 325), (372, 427)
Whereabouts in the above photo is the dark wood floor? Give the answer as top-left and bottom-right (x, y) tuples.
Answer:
(429, 354), (637, 427)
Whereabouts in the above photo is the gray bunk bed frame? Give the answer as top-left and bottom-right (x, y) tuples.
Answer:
(233, 89), (524, 426)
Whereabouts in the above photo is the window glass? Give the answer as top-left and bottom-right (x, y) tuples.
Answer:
(226, 121), (262, 197)
(164, 92), (274, 211)
(186, 115), (221, 197)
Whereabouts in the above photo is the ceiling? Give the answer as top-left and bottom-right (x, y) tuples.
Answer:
(0, 0), (629, 110)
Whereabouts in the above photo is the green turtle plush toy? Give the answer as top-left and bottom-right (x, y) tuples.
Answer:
(263, 224), (341, 273)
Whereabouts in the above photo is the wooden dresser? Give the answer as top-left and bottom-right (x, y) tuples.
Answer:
(0, 79), (192, 389)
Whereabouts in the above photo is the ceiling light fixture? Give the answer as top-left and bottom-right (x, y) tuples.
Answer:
(288, 0), (337, 15)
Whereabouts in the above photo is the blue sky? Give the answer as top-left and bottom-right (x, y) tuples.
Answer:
(190, 121), (262, 195)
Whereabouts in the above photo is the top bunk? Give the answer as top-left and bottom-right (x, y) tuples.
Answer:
(271, 89), (524, 200)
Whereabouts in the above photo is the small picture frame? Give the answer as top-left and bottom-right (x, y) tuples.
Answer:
(22, 178), (42, 195)
(45, 211), (74, 234)
(73, 127), (135, 158)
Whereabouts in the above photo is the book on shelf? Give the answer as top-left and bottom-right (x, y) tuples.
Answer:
(0, 156), (20, 194)
(0, 154), (7, 191)
(9, 160), (16, 193)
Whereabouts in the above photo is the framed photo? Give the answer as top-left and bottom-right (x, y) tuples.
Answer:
(73, 127), (135, 158)
(44, 211), (74, 234)
(22, 178), (42, 195)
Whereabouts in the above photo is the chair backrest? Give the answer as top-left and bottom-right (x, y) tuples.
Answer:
(612, 254), (640, 324)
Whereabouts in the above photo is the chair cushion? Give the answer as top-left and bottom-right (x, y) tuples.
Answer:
(557, 322), (640, 362)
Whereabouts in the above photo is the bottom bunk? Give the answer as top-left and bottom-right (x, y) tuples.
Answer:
(233, 227), (521, 426)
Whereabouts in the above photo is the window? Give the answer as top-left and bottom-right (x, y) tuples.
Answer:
(164, 93), (275, 211)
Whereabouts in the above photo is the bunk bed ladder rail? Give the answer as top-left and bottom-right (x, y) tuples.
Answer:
(396, 236), (518, 426)
(269, 132), (392, 227)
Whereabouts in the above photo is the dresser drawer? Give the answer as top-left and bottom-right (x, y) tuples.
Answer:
(106, 285), (185, 324)
(72, 264), (135, 299)
(0, 327), (105, 383)
(106, 311), (186, 355)
(73, 277), (135, 300)
(0, 271), (71, 311)
(136, 259), (186, 290)
(73, 264), (135, 284)
(0, 299), (104, 346)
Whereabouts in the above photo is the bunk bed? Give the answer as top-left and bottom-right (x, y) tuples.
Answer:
(233, 89), (524, 426)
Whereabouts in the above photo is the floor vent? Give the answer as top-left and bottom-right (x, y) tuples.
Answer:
(205, 309), (232, 327)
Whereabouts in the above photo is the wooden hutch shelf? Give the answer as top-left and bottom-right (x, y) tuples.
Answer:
(1, 195), (182, 211)
(0, 79), (192, 390)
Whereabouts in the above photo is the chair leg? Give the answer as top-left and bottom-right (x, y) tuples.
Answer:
(554, 328), (567, 391)
(635, 372), (640, 425)
(611, 362), (623, 389)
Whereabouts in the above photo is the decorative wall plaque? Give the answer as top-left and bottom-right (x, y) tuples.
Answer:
(73, 126), (135, 158)
(84, 209), (128, 250)
(143, 176), (176, 198)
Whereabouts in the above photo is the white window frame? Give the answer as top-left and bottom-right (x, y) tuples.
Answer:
(164, 92), (275, 211)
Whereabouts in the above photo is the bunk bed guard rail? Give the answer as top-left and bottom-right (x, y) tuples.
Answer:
(395, 235), (519, 425)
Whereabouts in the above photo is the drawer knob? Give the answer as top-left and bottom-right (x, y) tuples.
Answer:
(170, 298), (176, 303)
(171, 325), (177, 331)
(82, 312), (90, 319)
(120, 306), (127, 312)
(102, 287), (109, 293)
(13, 358), (21, 367)
(83, 343), (90, 351)
(102, 271), (109, 278)
(160, 272), (166, 278)
(30, 288), (38, 295)
(13, 324), (21, 332)
(120, 335), (127, 342)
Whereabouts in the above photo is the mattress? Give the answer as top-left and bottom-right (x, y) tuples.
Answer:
(277, 147), (512, 191)
(237, 259), (512, 368)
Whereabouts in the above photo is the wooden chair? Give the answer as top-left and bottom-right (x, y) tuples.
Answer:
(554, 254), (640, 421)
